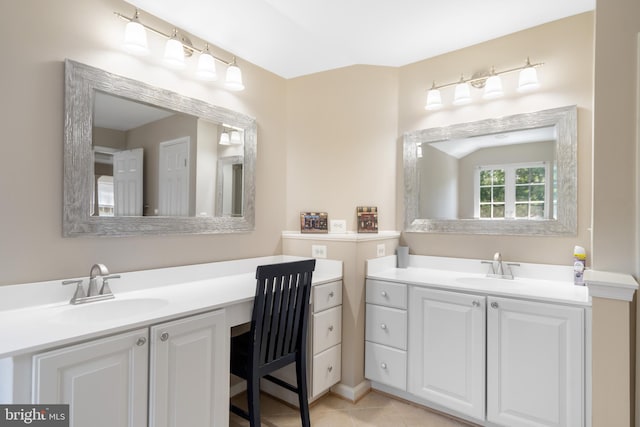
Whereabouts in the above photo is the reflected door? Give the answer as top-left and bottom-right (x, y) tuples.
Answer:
(113, 148), (143, 216)
(158, 137), (190, 216)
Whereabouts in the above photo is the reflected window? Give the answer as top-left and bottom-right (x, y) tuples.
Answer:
(475, 162), (550, 220)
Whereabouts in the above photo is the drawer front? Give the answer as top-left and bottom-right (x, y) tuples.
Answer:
(365, 341), (407, 391)
(313, 281), (343, 312)
(366, 280), (407, 309)
(365, 304), (407, 350)
(312, 344), (341, 397)
(313, 306), (342, 354)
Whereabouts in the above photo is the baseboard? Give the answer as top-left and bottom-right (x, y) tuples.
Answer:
(330, 380), (371, 402)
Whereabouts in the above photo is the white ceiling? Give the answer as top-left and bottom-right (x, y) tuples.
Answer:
(123, 0), (594, 79)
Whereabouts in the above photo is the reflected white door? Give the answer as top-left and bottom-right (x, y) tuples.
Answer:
(158, 137), (190, 216)
(113, 148), (144, 216)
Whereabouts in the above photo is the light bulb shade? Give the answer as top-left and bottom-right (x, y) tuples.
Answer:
(518, 66), (540, 92)
(230, 130), (242, 145)
(453, 82), (472, 105)
(483, 75), (503, 99)
(219, 132), (230, 145)
(425, 89), (443, 110)
(196, 52), (218, 81)
(225, 64), (245, 91)
(163, 37), (186, 69)
(123, 20), (149, 55)
(416, 145), (423, 158)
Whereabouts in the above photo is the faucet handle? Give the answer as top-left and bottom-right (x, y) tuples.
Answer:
(493, 252), (502, 262)
(100, 275), (120, 295)
(62, 279), (86, 303)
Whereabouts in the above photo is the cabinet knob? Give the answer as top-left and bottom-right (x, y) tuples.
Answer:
(136, 337), (147, 346)
(491, 301), (499, 309)
(329, 291), (335, 298)
(328, 365), (333, 373)
(380, 323), (387, 330)
(380, 363), (387, 369)
(381, 291), (387, 297)
(472, 300), (480, 307)
(328, 325), (334, 332)
(160, 332), (170, 342)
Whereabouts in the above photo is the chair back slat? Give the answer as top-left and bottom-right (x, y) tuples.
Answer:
(250, 260), (316, 368)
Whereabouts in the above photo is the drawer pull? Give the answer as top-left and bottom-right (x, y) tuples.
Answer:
(472, 300), (480, 307)
(136, 337), (147, 346)
(380, 362), (387, 369)
(328, 291), (335, 298)
(380, 291), (387, 297)
(491, 301), (499, 309)
(380, 323), (387, 330)
(328, 325), (334, 332)
(328, 365), (333, 373)
(160, 332), (170, 342)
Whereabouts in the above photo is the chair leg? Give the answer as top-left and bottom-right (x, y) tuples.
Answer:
(247, 374), (261, 427)
(295, 357), (311, 427)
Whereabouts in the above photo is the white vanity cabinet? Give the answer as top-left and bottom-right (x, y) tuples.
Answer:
(33, 328), (149, 427)
(365, 278), (587, 427)
(31, 309), (227, 427)
(487, 296), (584, 427)
(407, 287), (486, 420)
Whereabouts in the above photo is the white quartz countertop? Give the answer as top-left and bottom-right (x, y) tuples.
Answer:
(0, 256), (342, 358)
(367, 255), (590, 306)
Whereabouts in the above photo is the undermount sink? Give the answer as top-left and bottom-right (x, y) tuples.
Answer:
(53, 297), (169, 323)
(455, 276), (520, 287)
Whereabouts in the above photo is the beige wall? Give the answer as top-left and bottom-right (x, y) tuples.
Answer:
(0, 0), (288, 286)
(398, 13), (594, 266)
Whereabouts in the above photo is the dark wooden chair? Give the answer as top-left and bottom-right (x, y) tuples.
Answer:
(230, 259), (316, 427)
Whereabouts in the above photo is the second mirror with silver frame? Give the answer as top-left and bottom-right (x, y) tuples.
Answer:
(64, 59), (256, 237)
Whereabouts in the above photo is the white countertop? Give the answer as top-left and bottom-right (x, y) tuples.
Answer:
(0, 256), (342, 359)
(367, 255), (591, 306)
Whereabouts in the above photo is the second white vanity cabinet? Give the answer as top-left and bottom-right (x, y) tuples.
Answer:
(366, 277), (587, 427)
(32, 309), (227, 427)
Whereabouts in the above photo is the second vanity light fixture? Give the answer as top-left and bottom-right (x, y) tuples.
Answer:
(115, 8), (245, 91)
(425, 58), (543, 111)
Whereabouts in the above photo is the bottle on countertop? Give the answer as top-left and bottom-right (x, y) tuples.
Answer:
(573, 245), (586, 286)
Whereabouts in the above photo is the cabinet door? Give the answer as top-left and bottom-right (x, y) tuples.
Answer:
(149, 309), (227, 427)
(32, 328), (149, 427)
(487, 297), (584, 427)
(408, 287), (485, 420)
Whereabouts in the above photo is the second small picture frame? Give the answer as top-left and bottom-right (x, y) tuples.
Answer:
(357, 206), (378, 233)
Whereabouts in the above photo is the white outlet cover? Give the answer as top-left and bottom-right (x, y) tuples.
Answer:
(377, 244), (386, 257)
(329, 219), (347, 234)
(312, 244), (327, 259)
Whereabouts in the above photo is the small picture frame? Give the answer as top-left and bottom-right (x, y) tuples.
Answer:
(357, 206), (378, 233)
(300, 212), (328, 233)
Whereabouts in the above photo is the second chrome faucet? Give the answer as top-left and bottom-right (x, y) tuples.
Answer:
(62, 263), (120, 304)
(481, 252), (520, 280)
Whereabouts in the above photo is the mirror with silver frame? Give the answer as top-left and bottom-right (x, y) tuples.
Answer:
(403, 105), (577, 235)
(63, 59), (256, 236)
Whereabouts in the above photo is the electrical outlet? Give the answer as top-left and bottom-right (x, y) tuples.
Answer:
(377, 244), (386, 257)
(312, 245), (327, 259)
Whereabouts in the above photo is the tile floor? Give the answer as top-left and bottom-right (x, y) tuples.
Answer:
(230, 390), (480, 426)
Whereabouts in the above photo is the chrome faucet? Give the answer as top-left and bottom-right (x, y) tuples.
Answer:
(481, 252), (520, 280)
(62, 264), (119, 304)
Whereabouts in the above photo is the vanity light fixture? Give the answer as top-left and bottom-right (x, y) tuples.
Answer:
(424, 58), (543, 111)
(114, 8), (245, 90)
(219, 132), (231, 146)
(230, 130), (243, 145)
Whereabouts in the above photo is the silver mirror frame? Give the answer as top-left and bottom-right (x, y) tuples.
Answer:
(404, 105), (577, 235)
(63, 59), (256, 237)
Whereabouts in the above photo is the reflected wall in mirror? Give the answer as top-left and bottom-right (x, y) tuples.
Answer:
(404, 105), (577, 235)
(64, 59), (256, 236)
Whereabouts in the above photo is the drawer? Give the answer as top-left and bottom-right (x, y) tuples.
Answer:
(312, 344), (341, 397)
(365, 304), (407, 350)
(313, 306), (342, 354)
(313, 281), (342, 312)
(366, 280), (407, 309)
(365, 341), (407, 391)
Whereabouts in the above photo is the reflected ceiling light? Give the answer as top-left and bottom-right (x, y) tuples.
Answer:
(123, 9), (149, 55)
(225, 57), (245, 91)
(219, 132), (231, 146)
(424, 58), (543, 111)
(453, 75), (472, 105)
(425, 82), (443, 111)
(196, 44), (218, 81)
(114, 8), (245, 91)
(517, 57), (540, 92)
